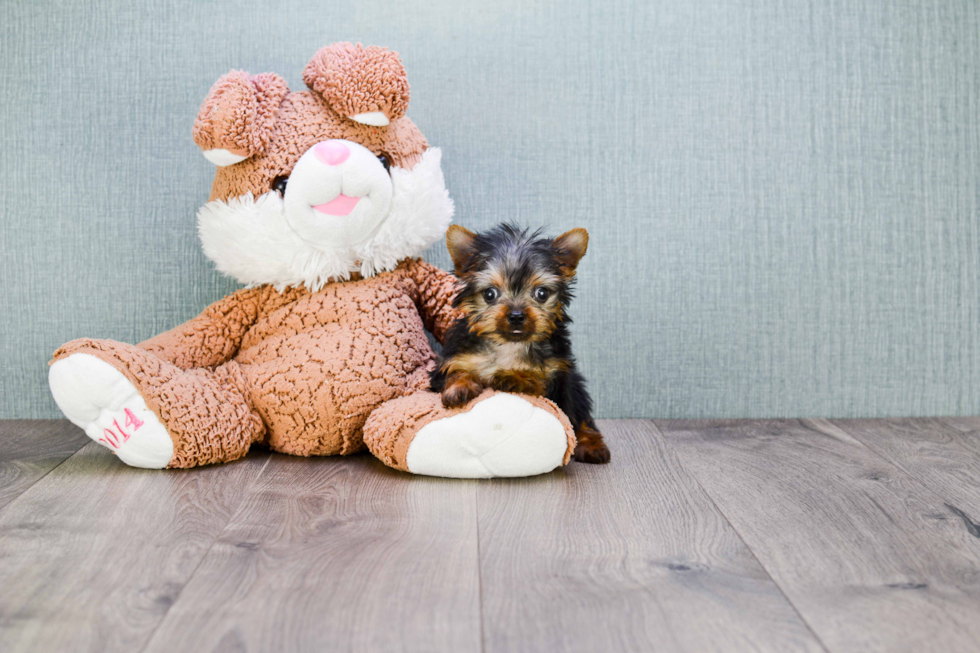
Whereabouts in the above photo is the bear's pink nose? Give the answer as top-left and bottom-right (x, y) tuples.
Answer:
(314, 140), (350, 166)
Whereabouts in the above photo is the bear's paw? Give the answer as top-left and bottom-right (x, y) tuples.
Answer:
(406, 394), (569, 478)
(49, 354), (174, 469)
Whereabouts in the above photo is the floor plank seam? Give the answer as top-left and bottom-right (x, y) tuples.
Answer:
(0, 437), (89, 519)
(825, 422), (923, 493)
(802, 419), (980, 647)
(827, 419), (980, 545)
(475, 484), (486, 653)
(648, 419), (834, 653)
(134, 453), (274, 653)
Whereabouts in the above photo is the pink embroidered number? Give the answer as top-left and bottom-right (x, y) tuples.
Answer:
(99, 409), (144, 449)
(124, 408), (144, 431)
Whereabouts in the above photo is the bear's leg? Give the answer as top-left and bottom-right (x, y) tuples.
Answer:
(49, 339), (264, 469)
(363, 390), (576, 478)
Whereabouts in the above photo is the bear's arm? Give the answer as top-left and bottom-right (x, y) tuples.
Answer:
(138, 286), (269, 369)
(400, 258), (462, 344)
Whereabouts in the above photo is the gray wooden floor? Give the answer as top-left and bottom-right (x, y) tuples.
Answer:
(1, 418), (979, 653)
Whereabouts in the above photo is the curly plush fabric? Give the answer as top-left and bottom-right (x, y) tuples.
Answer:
(193, 71), (290, 157)
(363, 389), (576, 472)
(51, 339), (263, 468)
(53, 259), (460, 465)
(206, 90), (428, 202)
(303, 42), (410, 124)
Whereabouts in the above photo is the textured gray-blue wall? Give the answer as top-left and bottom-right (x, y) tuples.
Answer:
(2, 0), (978, 418)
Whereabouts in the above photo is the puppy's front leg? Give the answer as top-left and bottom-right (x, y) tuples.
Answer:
(441, 372), (484, 408)
(491, 370), (547, 396)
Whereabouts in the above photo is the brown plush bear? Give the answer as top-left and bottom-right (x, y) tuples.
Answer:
(48, 43), (575, 478)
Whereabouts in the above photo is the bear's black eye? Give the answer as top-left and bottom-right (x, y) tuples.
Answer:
(271, 175), (289, 197)
(377, 154), (390, 172)
(533, 287), (550, 302)
(482, 287), (499, 303)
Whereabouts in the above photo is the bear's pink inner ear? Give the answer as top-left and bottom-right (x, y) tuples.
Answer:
(303, 42), (410, 127)
(193, 70), (289, 164)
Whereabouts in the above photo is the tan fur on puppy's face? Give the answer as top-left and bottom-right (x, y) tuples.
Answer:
(458, 263), (563, 344)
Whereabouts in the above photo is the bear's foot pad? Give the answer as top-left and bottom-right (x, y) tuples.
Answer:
(49, 353), (173, 468)
(406, 394), (568, 478)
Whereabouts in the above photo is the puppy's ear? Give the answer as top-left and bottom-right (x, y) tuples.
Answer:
(553, 228), (589, 277)
(446, 225), (478, 275)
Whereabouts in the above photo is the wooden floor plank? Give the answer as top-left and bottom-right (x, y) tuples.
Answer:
(0, 441), (270, 653)
(476, 420), (826, 653)
(657, 418), (980, 653)
(0, 420), (88, 512)
(141, 453), (482, 653)
(832, 418), (980, 530)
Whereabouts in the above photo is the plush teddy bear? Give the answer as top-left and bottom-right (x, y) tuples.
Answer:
(48, 43), (576, 478)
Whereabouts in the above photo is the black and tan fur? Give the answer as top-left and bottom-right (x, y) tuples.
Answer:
(430, 223), (610, 464)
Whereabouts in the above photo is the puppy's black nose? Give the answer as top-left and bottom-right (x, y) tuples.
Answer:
(507, 310), (526, 325)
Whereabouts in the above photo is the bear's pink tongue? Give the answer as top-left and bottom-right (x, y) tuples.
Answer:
(313, 194), (360, 216)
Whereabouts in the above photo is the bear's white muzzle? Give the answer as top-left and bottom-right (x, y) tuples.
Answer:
(283, 139), (393, 249)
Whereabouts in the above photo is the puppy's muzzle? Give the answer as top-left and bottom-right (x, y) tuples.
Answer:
(507, 310), (527, 326)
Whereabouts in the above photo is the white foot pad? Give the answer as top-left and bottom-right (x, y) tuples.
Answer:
(406, 394), (568, 478)
(49, 353), (174, 469)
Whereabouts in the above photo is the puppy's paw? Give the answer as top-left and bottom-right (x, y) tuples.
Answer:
(572, 423), (610, 464)
(441, 376), (483, 408)
(573, 441), (611, 464)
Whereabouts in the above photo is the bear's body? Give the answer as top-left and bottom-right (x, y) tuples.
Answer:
(55, 259), (457, 466)
(48, 43), (576, 477)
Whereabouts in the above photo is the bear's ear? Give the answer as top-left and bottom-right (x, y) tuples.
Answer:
(193, 70), (289, 166)
(303, 42), (409, 127)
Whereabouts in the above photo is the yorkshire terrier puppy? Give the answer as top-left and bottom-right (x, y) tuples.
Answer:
(430, 223), (610, 464)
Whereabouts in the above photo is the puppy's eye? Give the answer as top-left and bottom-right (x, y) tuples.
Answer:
(377, 154), (391, 172)
(533, 287), (550, 302)
(271, 176), (289, 197)
(482, 287), (499, 303)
